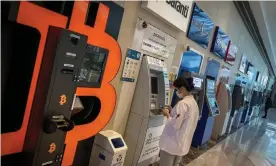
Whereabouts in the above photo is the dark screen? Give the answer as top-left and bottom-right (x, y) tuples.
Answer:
(79, 46), (106, 83)
(111, 138), (125, 148)
(151, 77), (158, 94)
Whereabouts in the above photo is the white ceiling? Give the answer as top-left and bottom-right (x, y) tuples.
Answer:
(250, 1), (276, 75)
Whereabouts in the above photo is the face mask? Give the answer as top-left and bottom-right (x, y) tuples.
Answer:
(176, 90), (184, 98)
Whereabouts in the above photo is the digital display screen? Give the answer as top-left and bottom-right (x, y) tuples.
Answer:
(206, 79), (215, 94)
(208, 97), (218, 110)
(239, 54), (248, 73)
(187, 3), (215, 49)
(193, 77), (202, 88)
(211, 27), (230, 59)
(180, 50), (203, 73)
(79, 45), (106, 83)
(225, 42), (238, 65)
(151, 77), (158, 94)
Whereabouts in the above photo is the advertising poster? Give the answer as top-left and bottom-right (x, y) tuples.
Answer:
(219, 66), (231, 84)
(121, 49), (141, 82)
(138, 125), (165, 163)
(246, 62), (255, 82)
(187, 3), (215, 49)
(141, 24), (177, 59)
(180, 48), (203, 74)
(211, 27), (230, 59)
(225, 42), (238, 65)
(239, 54), (248, 73)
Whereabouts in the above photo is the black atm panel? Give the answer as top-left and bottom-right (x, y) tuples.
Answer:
(23, 26), (87, 166)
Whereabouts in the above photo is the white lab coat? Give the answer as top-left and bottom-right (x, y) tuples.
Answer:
(159, 95), (199, 156)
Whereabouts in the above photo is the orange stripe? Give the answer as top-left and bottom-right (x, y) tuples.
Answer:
(1, 1), (67, 156)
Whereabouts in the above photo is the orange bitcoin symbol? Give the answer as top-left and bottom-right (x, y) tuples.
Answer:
(63, 2), (122, 166)
(59, 94), (67, 105)
(48, 143), (56, 153)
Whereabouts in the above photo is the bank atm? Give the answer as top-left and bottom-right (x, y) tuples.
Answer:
(212, 82), (232, 141)
(124, 55), (169, 166)
(192, 77), (220, 147)
(172, 70), (205, 118)
(226, 84), (245, 133)
(248, 90), (261, 119)
(240, 86), (253, 123)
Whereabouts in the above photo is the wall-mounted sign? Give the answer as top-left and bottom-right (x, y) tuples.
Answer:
(219, 66), (231, 84)
(121, 48), (141, 82)
(141, 1), (193, 32)
(211, 27), (230, 59)
(187, 3), (215, 49)
(141, 24), (177, 59)
(246, 62), (255, 82)
(239, 54), (248, 73)
(225, 42), (238, 66)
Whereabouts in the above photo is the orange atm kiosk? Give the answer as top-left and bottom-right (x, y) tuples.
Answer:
(1, 1), (123, 166)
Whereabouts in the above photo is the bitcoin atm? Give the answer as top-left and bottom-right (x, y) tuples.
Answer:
(212, 82), (232, 141)
(2, 1), (123, 166)
(124, 55), (169, 166)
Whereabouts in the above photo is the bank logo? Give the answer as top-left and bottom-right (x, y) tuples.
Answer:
(166, 0), (190, 18)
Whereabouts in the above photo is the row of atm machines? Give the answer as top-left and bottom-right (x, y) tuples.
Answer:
(123, 53), (264, 165)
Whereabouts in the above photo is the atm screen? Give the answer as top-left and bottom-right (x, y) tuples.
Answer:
(208, 97), (218, 110)
(79, 45), (107, 83)
(151, 77), (158, 94)
(193, 77), (202, 89)
(206, 79), (215, 94)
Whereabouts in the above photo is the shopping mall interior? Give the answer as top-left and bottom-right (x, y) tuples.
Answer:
(1, 1), (276, 166)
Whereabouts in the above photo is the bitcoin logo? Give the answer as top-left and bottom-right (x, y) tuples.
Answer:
(59, 94), (67, 105)
(48, 143), (56, 153)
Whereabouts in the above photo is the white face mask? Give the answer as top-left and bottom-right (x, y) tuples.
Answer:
(176, 91), (184, 98)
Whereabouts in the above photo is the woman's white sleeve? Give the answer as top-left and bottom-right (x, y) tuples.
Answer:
(166, 103), (190, 130)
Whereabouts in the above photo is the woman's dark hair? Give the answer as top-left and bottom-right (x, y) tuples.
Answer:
(173, 77), (195, 92)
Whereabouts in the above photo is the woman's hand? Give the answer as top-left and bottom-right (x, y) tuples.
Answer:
(162, 108), (170, 119)
(163, 105), (172, 113)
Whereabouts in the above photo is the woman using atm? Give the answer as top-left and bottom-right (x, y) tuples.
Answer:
(159, 77), (199, 166)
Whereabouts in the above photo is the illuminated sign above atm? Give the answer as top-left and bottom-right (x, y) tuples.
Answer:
(141, 1), (193, 32)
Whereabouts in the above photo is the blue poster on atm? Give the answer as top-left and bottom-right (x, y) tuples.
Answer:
(187, 3), (215, 49)
(211, 27), (230, 59)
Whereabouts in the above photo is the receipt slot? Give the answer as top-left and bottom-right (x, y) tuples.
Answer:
(90, 130), (128, 166)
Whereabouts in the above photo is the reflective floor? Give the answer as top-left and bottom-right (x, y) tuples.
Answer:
(186, 109), (276, 166)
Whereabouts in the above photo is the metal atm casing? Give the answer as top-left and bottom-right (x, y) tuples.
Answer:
(124, 55), (169, 166)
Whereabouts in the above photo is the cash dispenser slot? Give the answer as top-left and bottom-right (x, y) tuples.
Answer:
(61, 68), (74, 75)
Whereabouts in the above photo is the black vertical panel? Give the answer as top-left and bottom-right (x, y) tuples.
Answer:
(101, 1), (124, 40)
(85, 2), (99, 27)
(1, 19), (40, 134)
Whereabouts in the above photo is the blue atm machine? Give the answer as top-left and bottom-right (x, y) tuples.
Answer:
(192, 59), (220, 147)
(171, 48), (205, 116)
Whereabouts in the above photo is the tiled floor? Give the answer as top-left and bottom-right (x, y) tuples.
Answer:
(184, 109), (276, 166)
